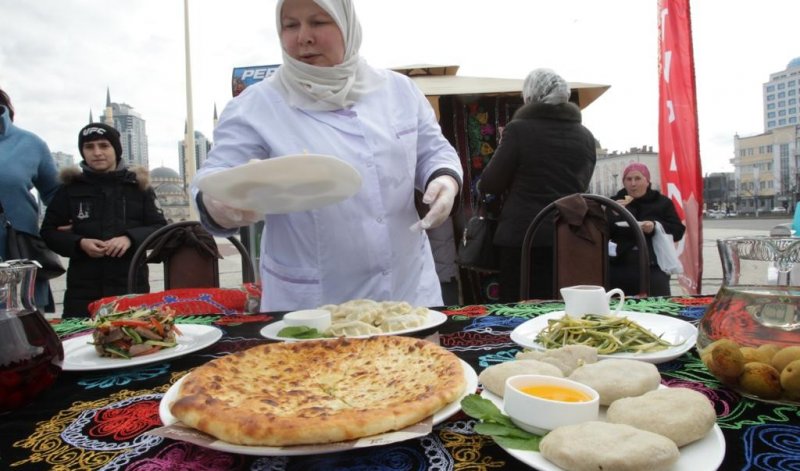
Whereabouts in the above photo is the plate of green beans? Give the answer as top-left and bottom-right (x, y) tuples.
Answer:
(510, 311), (697, 364)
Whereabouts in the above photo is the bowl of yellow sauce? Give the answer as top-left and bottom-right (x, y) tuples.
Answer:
(503, 375), (599, 435)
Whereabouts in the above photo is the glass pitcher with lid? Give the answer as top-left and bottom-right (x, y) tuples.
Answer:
(697, 236), (800, 350)
(0, 260), (64, 413)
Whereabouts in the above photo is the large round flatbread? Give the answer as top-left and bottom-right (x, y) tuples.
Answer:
(606, 387), (717, 447)
(170, 336), (466, 446)
(568, 359), (661, 405)
(540, 421), (680, 471)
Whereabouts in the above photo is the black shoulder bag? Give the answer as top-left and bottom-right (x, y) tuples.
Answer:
(455, 194), (499, 273)
(0, 200), (66, 280)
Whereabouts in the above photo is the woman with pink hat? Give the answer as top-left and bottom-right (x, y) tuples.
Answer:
(609, 162), (685, 296)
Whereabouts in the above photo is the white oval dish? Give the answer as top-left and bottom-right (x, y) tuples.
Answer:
(282, 309), (332, 331)
(504, 374), (599, 435)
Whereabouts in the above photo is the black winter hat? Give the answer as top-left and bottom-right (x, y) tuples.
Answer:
(78, 122), (122, 162)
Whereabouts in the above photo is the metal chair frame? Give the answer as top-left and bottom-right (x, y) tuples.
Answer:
(519, 193), (650, 300)
(126, 221), (256, 293)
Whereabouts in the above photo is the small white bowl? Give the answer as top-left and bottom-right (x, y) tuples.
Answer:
(282, 309), (332, 332)
(503, 374), (599, 435)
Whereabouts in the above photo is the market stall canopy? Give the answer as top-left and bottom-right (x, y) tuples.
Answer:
(392, 64), (610, 110)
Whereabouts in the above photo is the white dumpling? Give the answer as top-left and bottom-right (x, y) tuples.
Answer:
(326, 320), (382, 337)
(380, 313), (427, 333)
(318, 304), (347, 320)
(378, 301), (414, 316)
(344, 308), (380, 325)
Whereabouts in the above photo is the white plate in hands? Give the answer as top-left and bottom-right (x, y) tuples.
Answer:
(196, 154), (362, 214)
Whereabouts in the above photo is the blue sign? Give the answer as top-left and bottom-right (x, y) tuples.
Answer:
(232, 65), (279, 96)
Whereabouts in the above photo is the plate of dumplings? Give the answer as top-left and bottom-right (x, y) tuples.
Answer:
(260, 299), (447, 341)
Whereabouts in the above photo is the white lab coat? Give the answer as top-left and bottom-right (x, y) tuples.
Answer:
(193, 69), (462, 312)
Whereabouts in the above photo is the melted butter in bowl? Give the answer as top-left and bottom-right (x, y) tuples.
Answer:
(504, 375), (600, 435)
(519, 384), (592, 403)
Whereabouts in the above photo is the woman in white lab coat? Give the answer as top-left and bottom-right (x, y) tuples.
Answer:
(192, 0), (462, 312)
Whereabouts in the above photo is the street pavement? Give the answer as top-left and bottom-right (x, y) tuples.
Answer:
(44, 216), (793, 317)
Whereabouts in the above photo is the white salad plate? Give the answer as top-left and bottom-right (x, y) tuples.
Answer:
(509, 311), (698, 364)
(61, 324), (223, 371)
(480, 388), (725, 471)
(158, 359), (479, 456)
(196, 154), (362, 214)
(259, 309), (448, 341)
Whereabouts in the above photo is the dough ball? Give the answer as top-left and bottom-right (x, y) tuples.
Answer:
(515, 345), (598, 376)
(478, 360), (563, 397)
(540, 421), (680, 471)
(606, 387), (717, 446)
(568, 359), (661, 405)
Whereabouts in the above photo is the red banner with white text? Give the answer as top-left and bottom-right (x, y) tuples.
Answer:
(658, 0), (703, 294)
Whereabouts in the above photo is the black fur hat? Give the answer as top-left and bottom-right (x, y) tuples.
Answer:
(78, 122), (122, 162)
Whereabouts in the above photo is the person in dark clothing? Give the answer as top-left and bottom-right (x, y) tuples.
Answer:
(609, 162), (685, 296)
(479, 68), (597, 302)
(41, 123), (167, 317)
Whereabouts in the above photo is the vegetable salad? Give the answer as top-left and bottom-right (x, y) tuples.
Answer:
(91, 307), (181, 359)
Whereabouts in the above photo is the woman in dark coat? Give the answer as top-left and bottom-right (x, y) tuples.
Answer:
(609, 162), (685, 296)
(41, 123), (167, 317)
(479, 68), (597, 302)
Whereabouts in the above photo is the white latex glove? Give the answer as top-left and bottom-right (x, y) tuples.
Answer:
(202, 194), (262, 229)
(409, 175), (459, 232)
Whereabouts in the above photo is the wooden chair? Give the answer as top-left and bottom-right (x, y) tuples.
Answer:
(519, 194), (650, 300)
(126, 221), (256, 293)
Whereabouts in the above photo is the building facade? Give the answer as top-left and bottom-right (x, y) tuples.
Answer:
(764, 57), (800, 131)
(178, 129), (211, 188)
(101, 88), (149, 169)
(50, 151), (74, 172)
(732, 126), (799, 213)
(150, 166), (190, 223)
(703, 172), (735, 212)
(589, 146), (661, 198)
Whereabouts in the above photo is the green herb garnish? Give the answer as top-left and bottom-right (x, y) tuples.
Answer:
(277, 325), (330, 339)
(460, 394), (542, 451)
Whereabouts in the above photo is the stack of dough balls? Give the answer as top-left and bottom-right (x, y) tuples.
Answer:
(701, 339), (800, 402)
(317, 299), (429, 336)
(479, 346), (717, 471)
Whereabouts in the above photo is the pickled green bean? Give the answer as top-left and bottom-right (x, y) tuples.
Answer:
(534, 314), (673, 354)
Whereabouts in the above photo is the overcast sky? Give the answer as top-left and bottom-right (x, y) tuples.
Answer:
(2, 0), (798, 175)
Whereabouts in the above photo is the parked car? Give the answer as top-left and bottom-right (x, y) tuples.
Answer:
(771, 207), (788, 213)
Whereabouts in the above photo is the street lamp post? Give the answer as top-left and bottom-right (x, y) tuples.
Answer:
(183, 0), (198, 221)
(611, 173), (618, 197)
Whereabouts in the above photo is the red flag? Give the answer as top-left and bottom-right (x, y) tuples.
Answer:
(658, 0), (703, 294)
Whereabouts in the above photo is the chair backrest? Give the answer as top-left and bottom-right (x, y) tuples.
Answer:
(519, 194), (650, 300)
(126, 221), (257, 293)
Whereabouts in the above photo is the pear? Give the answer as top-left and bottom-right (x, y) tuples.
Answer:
(707, 340), (745, 383)
(738, 362), (782, 400)
(771, 346), (800, 373)
(756, 344), (781, 363)
(740, 347), (769, 364)
(779, 359), (800, 401)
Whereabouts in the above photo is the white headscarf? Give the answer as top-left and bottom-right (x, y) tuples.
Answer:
(521, 68), (571, 105)
(273, 0), (384, 111)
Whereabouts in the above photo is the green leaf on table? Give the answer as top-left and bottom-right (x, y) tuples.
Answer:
(493, 435), (542, 451)
(460, 394), (541, 451)
(460, 394), (514, 426)
(277, 326), (325, 339)
(474, 422), (537, 439)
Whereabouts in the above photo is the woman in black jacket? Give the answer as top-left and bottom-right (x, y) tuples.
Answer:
(609, 162), (685, 296)
(41, 123), (167, 317)
(479, 68), (597, 302)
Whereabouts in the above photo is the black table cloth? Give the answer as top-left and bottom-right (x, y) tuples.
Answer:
(2, 296), (798, 470)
